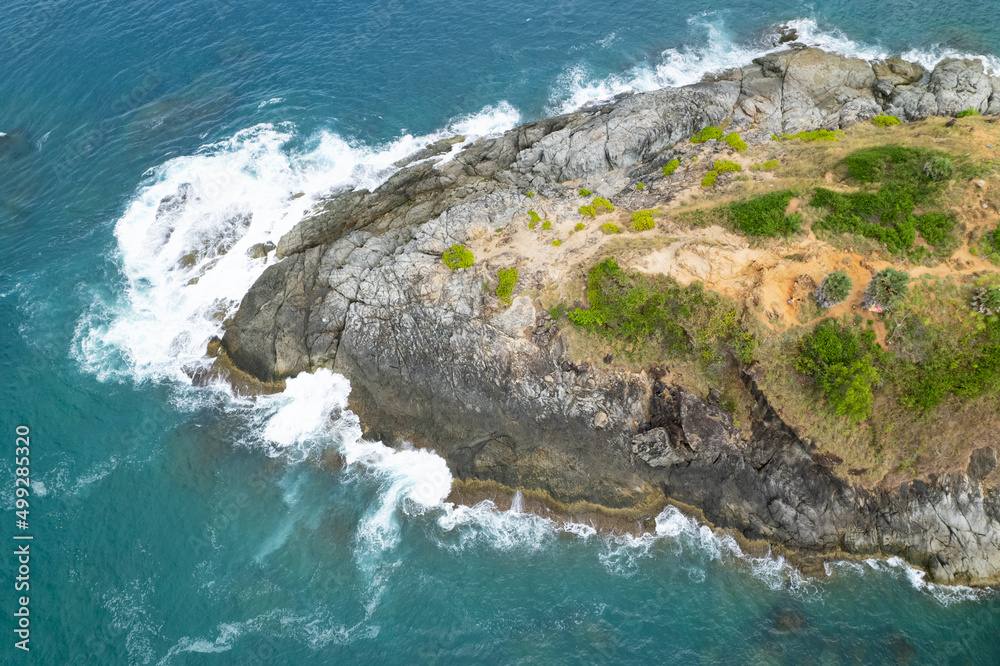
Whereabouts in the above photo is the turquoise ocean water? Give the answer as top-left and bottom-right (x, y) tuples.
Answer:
(3, 0), (1000, 662)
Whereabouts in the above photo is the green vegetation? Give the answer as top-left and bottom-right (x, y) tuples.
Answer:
(701, 171), (718, 187)
(663, 159), (680, 176)
(972, 286), (1000, 315)
(809, 146), (957, 255)
(979, 223), (1000, 264)
(864, 268), (910, 310)
(528, 210), (542, 224)
(631, 210), (655, 231)
(691, 126), (724, 143)
(774, 129), (843, 142)
(816, 270), (853, 307)
(957, 108), (981, 118)
(579, 188), (592, 196)
(872, 114), (901, 127)
(529, 220), (537, 229)
(575, 222), (586, 231)
(724, 132), (747, 152)
(714, 160), (742, 174)
(495, 268), (518, 305)
(750, 160), (779, 171)
(796, 320), (883, 422)
(728, 190), (802, 237)
(601, 223), (620, 235)
(542, 220), (552, 230)
(526, 191), (535, 198)
(593, 197), (615, 213)
(551, 239), (562, 246)
(567, 258), (755, 363)
(579, 205), (596, 216)
(442, 244), (474, 270)
(637, 183), (645, 191)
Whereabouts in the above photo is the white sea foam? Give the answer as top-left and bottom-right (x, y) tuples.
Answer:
(257, 97), (285, 109)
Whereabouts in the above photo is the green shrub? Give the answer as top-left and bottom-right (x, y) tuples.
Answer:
(528, 210), (542, 223)
(575, 222), (585, 231)
(579, 204), (596, 216)
(691, 126), (724, 143)
(795, 320), (882, 422)
(551, 239), (562, 246)
(637, 183), (645, 191)
(750, 160), (779, 171)
(526, 191), (535, 198)
(442, 244), (474, 270)
(631, 210), (655, 231)
(579, 188), (592, 196)
(495, 268), (518, 305)
(816, 270), (853, 307)
(957, 108), (981, 118)
(872, 114), (900, 127)
(593, 197), (615, 213)
(701, 170), (718, 187)
(542, 220), (551, 230)
(529, 220), (537, 230)
(777, 129), (843, 142)
(970, 246), (980, 256)
(601, 223), (620, 235)
(972, 286), (1000, 316)
(727, 190), (802, 237)
(922, 156), (954, 181)
(714, 160), (742, 174)
(724, 132), (747, 152)
(663, 159), (680, 176)
(567, 257), (755, 362)
(864, 268), (910, 310)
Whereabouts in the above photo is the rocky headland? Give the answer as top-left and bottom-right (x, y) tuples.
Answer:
(205, 46), (1000, 585)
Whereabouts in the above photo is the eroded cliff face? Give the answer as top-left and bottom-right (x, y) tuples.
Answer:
(213, 47), (1000, 584)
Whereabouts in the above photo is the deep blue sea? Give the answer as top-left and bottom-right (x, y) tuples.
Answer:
(4, 0), (1000, 662)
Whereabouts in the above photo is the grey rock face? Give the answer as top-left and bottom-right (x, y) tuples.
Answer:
(222, 47), (1000, 583)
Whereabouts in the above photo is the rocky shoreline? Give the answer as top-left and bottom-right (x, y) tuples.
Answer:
(211, 46), (1000, 585)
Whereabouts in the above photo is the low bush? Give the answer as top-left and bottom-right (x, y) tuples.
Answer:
(579, 205), (596, 216)
(593, 197), (615, 213)
(579, 188), (592, 196)
(972, 286), (1000, 316)
(922, 156), (954, 181)
(750, 160), (779, 171)
(528, 210), (542, 223)
(795, 319), (883, 421)
(724, 132), (747, 152)
(495, 268), (518, 305)
(691, 126), (724, 143)
(663, 159), (680, 176)
(637, 183), (645, 191)
(542, 220), (552, 230)
(873, 114), (900, 127)
(816, 270), (853, 307)
(442, 244), (474, 270)
(575, 222), (585, 231)
(701, 170), (718, 187)
(714, 160), (742, 174)
(957, 108), (981, 118)
(727, 190), (802, 237)
(601, 223), (620, 235)
(526, 191), (535, 198)
(631, 210), (655, 231)
(551, 239), (562, 246)
(864, 268), (910, 310)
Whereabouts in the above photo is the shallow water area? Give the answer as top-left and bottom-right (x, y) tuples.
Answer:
(4, 0), (1000, 662)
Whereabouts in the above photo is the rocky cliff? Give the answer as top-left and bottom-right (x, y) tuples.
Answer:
(213, 46), (1000, 585)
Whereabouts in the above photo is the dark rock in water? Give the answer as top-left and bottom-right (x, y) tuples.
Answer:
(773, 25), (799, 45)
(772, 608), (806, 632)
(0, 127), (34, 160)
(888, 633), (917, 663)
(156, 183), (193, 221)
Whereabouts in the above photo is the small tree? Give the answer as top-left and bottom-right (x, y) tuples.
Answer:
(864, 268), (910, 310)
(816, 270), (853, 307)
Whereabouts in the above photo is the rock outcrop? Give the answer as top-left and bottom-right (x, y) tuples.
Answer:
(219, 46), (1000, 584)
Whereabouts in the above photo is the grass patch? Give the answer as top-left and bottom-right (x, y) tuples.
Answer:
(750, 160), (779, 171)
(775, 129), (844, 142)
(957, 108), (981, 118)
(601, 223), (620, 235)
(727, 190), (802, 237)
